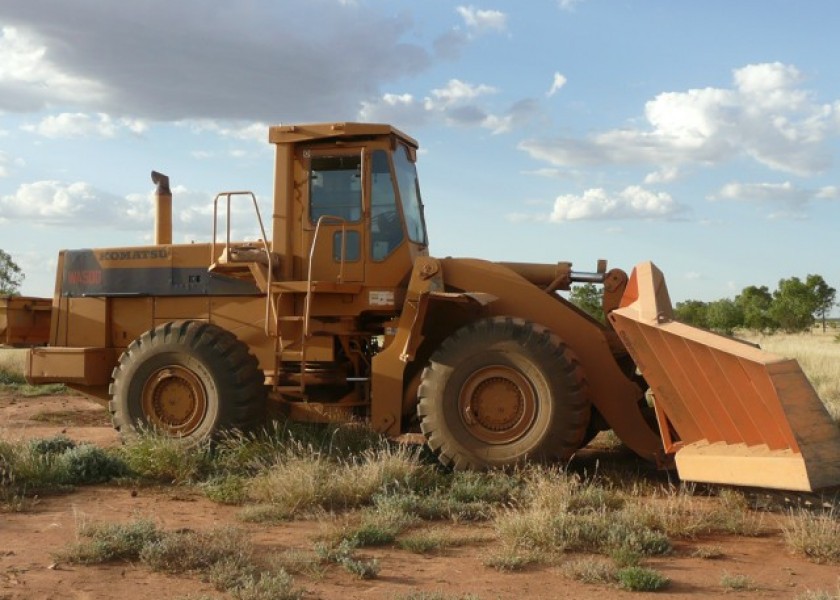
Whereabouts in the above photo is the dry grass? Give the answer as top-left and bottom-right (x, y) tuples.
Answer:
(783, 509), (840, 563)
(0, 347), (26, 377)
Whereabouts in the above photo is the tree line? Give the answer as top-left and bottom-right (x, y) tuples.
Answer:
(674, 274), (836, 335)
(569, 274), (837, 336)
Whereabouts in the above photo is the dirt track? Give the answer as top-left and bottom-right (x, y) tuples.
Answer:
(2, 391), (839, 599)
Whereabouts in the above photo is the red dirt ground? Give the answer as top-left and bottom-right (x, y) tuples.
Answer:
(2, 391), (839, 600)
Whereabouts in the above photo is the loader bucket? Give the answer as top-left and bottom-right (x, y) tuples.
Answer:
(609, 262), (840, 492)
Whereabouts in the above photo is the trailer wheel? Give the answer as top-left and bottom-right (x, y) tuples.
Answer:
(417, 317), (589, 470)
(109, 321), (266, 441)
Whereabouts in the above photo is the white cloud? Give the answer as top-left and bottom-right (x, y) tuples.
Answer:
(0, 152), (24, 178)
(0, 179), (266, 241)
(456, 6), (508, 33)
(0, 26), (106, 111)
(0, 180), (142, 226)
(709, 180), (838, 218)
(550, 186), (686, 221)
(644, 167), (680, 184)
(520, 62), (840, 177)
(425, 79), (497, 110)
(557, 0), (584, 11)
(359, 80), (536, 134)
(816, 186), (840, 200)
(358, 93), (429, 128)
(713, 181), (804, 204)
(0, 3), (431, 121)
(179, 120), (269, 144)
(547, 72), (567, 97)
(21, 112), (148, 138)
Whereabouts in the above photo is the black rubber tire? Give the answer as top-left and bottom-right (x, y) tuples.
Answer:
(417, 316), (590, 470)
(109, 320), (266, 441)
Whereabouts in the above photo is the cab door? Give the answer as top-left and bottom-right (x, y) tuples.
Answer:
(300, 147), (365, 283)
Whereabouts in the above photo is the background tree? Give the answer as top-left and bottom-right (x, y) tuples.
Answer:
(0, 250), (24, 296)
(569, 283), (604, 323)
(770, 276), (818, 333)
(806, 274), (837, 332)
(674, 300), (709, 329)
(735, 285), (776, 333)
(705, 298), (743, 336)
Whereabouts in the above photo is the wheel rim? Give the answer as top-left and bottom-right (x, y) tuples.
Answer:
(141, 365), (207, 435)
(458, 365), (537, 444)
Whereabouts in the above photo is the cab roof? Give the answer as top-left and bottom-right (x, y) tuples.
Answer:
(267, 122), (418, 148)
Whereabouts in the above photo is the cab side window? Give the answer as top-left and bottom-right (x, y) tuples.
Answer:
(370, 150), (404, 260)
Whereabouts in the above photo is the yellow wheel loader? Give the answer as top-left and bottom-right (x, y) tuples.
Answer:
(14, 122), (840, 491)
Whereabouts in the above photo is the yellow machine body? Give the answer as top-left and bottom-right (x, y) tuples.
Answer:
(19, 122), (840, 492)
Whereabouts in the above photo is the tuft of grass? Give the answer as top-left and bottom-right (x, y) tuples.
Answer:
(56, 517), (304, 598)
(795, 589), (840, 600)
(269, 549), (324, 578)
(397, 529), (474, 554)
(118, 429), (212, 484)
(616, 566), (669, 592)
(57, 518), (162, 564)
(203, 475), (248, 505)
(29, 435), (77, 456)
(783, 509), (840, 563)
(320, 505), (416, 549)
(314, 539), (380, 580)
(561, 557), (617, 584)
(692, 544), (724, 559)
(59, 444), (127, 484)
(395, 594), (481, 600)
(628, 486), (764, 539)
(2, 436), (128, 509)
(246, 443), (431, 517)
(482, 548), (539, 572)
(229, 570), (304, 600)
(140, 527), (252, 574)
(720, 571), (756, 591)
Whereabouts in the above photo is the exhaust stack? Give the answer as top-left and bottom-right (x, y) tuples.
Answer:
(151, 171), (172, 245)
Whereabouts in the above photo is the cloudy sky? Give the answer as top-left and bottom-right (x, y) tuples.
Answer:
(1, 0), (838, 309)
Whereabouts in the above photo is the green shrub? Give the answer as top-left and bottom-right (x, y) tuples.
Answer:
(59, 445), (127, 484)
(30, 435), (77, 456)
(720, 571), (755, 591)
(616, 566), (669, 592)
(57, 519), (162, 564)
(140, 527), (252, 574)
(118, 431), (212, 484)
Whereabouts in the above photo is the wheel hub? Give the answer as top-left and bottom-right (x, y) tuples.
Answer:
(459, 366), (537, 444)
(141, 366), (207, 436)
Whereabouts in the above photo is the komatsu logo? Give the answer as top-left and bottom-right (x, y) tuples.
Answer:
(98, 249), (170, 261)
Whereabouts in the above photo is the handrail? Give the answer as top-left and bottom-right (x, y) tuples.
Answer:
(211, 191), (276, 335)
(304, 214), (347, 338)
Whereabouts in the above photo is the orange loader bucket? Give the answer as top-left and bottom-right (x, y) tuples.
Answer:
(609, 262), (840, 492)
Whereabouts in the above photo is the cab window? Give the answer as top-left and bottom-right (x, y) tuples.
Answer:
(309, 154), (362, 224)
(370, 150), (404, 260)
(393, 144), (427, 245)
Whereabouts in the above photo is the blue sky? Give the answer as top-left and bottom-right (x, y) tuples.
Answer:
(1, 0), (838, 310)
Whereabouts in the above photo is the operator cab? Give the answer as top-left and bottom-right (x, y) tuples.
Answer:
(270, 123), (429, 288)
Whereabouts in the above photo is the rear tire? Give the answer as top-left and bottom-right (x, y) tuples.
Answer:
(417, 317), (589, 470)
(109, 320), (266, 441)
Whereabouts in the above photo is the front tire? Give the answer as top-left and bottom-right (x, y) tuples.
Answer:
(109, 321), (266, 441)
(417, 317), (589, 470)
